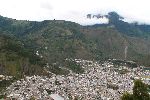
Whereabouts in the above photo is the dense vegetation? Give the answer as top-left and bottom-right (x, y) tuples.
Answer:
(121, 80), (150, 100)
(0, 33), (45, 77)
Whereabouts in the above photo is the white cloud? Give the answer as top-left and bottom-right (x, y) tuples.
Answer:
(0, 0), (150, 25)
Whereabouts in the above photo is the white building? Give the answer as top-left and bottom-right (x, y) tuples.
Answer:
(50, 94), (64, 100)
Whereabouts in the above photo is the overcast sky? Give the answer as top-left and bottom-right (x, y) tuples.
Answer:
(0, 0), (150, 25)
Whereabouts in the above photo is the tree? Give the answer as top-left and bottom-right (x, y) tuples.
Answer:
(108, 12), (124, 24)
(29, 96), (36, 100)
(121, 79), (150, 100)
(121, 92), (133, 100)
(133, 79), (150, 100)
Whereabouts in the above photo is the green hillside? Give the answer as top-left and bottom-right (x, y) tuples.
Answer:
(0, 12), (150, 78)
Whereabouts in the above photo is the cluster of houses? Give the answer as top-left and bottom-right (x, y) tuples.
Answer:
(3, 59), (150, 100)
(0, 75), (13, 81)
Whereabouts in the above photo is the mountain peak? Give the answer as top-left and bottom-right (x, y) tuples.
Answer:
(86, 11), (124, 23)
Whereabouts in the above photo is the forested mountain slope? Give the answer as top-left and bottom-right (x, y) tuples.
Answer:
(0, 12), (150, 77)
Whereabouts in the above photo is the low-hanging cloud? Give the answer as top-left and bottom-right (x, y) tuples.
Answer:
(0, 0), (150, 25)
